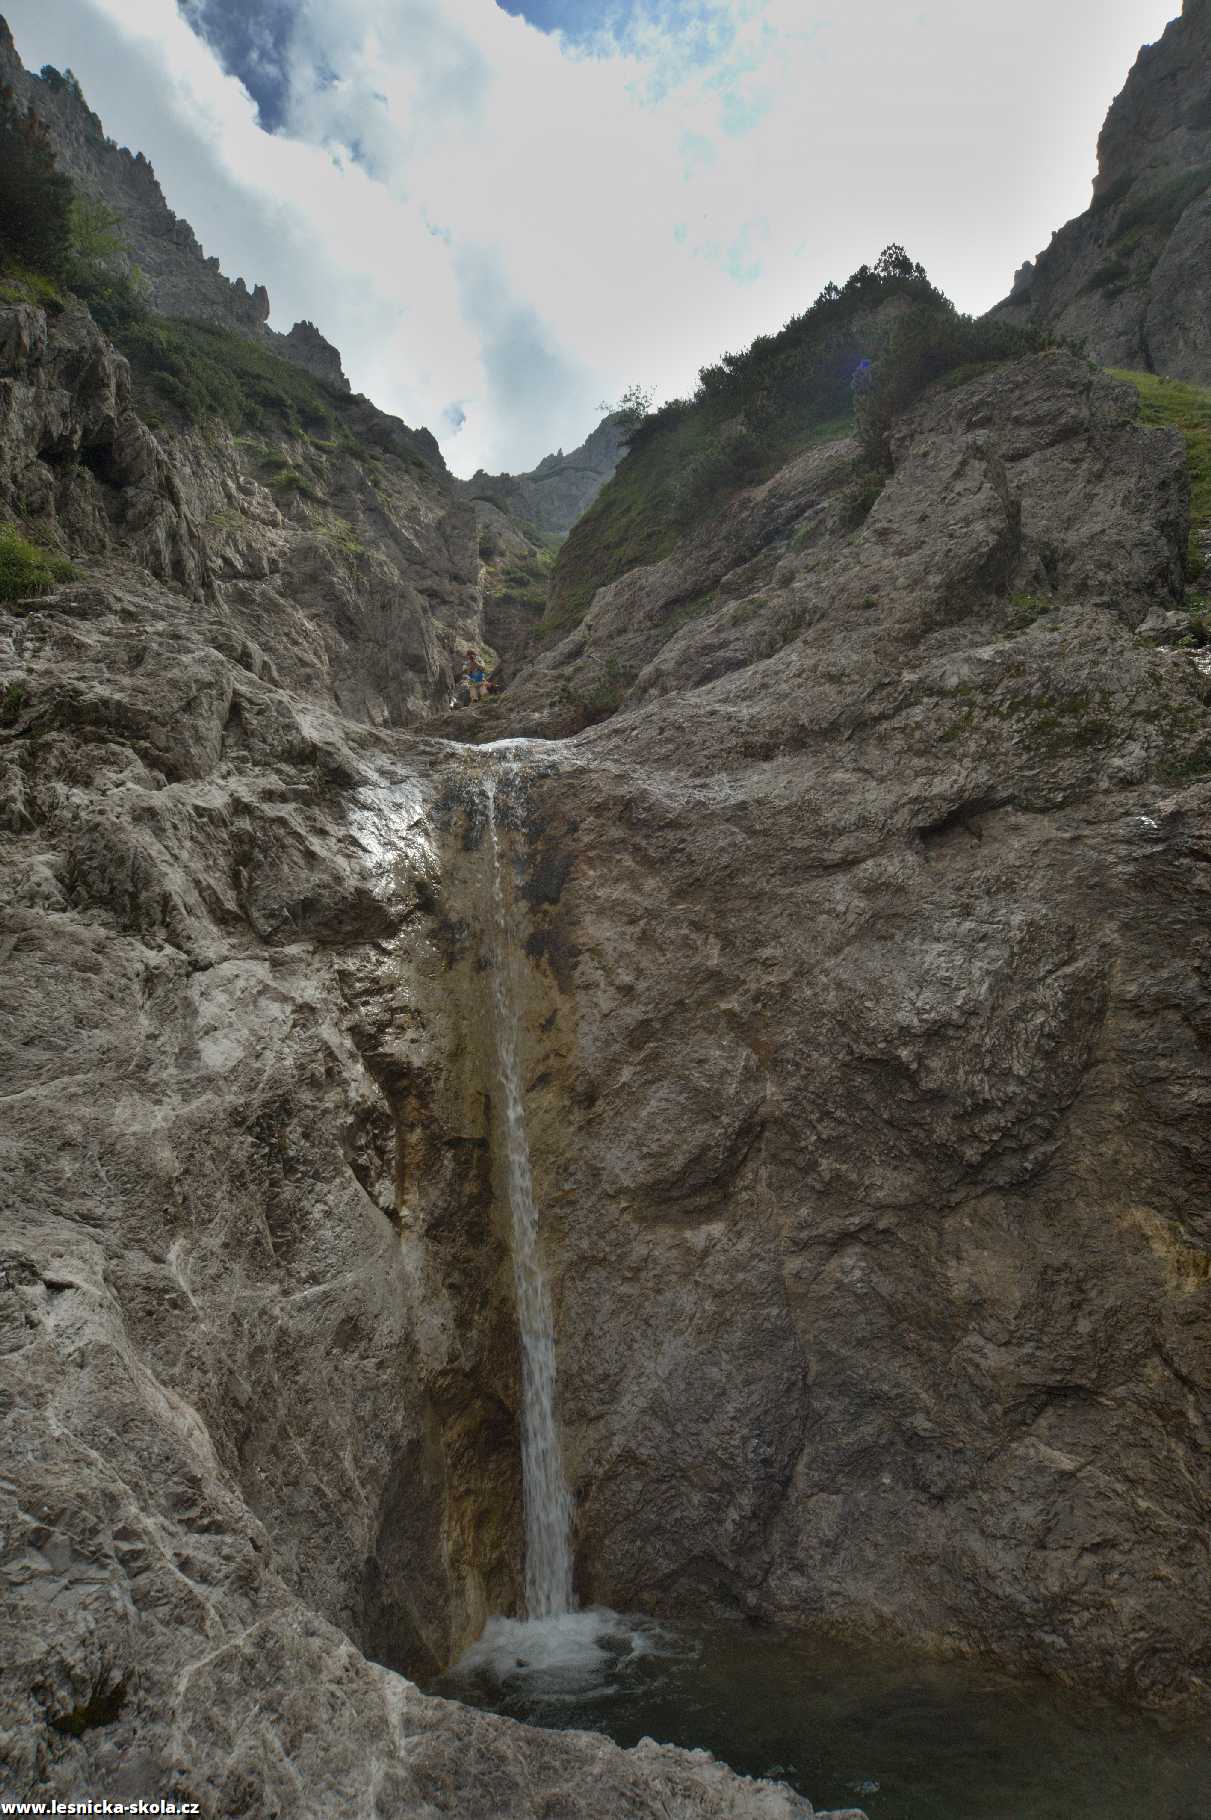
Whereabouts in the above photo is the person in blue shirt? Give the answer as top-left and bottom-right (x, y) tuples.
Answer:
(461, 649), (487, 703)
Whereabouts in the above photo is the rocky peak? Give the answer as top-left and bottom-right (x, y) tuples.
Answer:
(282, 318), (349, 392)
(993, 0), (1211, 381)
(460, 413), (628, 539)
(0, 15), (350, 391)
(1094, 0), (1211, 200)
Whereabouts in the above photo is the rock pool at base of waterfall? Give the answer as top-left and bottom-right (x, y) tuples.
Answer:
(431, 1611), (1211, 1819)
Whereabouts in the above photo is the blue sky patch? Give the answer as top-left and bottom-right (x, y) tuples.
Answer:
(497, 0), (736, 67)
(177, 0), (299, 130)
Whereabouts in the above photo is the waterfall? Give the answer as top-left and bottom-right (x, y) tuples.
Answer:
(482, 768), (575, 1620)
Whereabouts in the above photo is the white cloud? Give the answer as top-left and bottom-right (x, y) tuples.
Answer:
(3, 0), (1181, 475)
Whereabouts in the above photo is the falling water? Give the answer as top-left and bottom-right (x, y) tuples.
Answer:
(482, 767), (575, 1619)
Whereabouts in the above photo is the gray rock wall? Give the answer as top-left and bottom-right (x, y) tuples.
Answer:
(0, 298), (841, 1819)
(0, 299), (477, 721)
(4, 5), (1211, 1810)
(462, 414), (628, 540)
(992, 0), (1211, 381)
(459, 351), (1211, 1709)
(0, 17), (351, 393)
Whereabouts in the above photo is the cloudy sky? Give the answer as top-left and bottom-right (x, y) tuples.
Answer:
(5, 0), (1180, 476)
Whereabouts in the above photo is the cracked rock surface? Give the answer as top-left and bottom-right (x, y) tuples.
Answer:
(469, 353), (1211, 1709)
(3, 125), (1210, 1820)
(1, 299), (854, 1816)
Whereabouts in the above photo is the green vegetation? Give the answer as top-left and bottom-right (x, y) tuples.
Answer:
(114, 316), (349, 438)
(0, 264), (64, 309)
(552, 656), (631, 728)
(0, 77), (378, 460)
(597, 382), (655, 435)
(841, 463), (887, 529)
(484, 541), (558, 612)
(0, 85), (147, 328)
(308, 509), (366, 559)
(852, 303), (1051, 468)
(0, 523), (74, 603)
(547, 247), (1050, 636)
(1108, 369), (1211, 579)
(0, 681), (27, 725)
(63, 194), (150, 330)
(1006, 592), (1059, 632)
(0, 88), (73, 278)
(267, 465), (319, 499)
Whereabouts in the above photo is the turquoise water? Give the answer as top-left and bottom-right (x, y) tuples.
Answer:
(432, 1610), (1211, 1819)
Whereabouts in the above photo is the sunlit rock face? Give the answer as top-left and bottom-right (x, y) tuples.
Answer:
(991, 0), (1211, 382)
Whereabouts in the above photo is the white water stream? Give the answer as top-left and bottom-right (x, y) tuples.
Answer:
(482, 767), (575, 1620)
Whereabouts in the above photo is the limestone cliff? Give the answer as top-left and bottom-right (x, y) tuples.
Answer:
(461, 414), (628, 541)
(993, 0), (1211, 380)
(0, 34), (867, 1819)
(0, 299), (859, 1820)
(466, 351), (1211, 1708)
(0, 300), (476, 722)
(456, 417), (630, 684)
(0, 17), (346, 391)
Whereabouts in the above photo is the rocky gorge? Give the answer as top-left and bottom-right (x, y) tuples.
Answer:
(2, 7), (1211, 1817)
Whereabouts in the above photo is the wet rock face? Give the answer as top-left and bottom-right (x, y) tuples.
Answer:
(992, 0), (1211, 381)
(0, 288), (826, 1807)
(473, 353), (1211, 1708)
(3, 14), (1211, 1802)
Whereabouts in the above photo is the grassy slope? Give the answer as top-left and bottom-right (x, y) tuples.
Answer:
(545, 259), (1048, 640)
(543, 410), (725, 637)
(116, 317), (345, 440)
(544, 401), (859, 639)
(1108, 369), (1211, 573)
(111, 318), (437, 482)
(0, 522), (74, 603)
